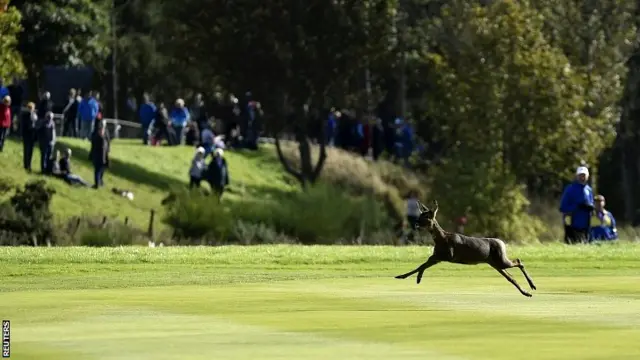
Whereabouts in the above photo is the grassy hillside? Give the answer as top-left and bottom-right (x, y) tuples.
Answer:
(0, 137), (426, 234)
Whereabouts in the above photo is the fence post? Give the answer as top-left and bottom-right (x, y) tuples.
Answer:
(124, 216), (129, 226)
(101, 216), (108, 228)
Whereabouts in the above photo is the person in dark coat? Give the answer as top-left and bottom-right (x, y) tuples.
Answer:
(372, 117), (385, 160)
(89, 123), (110, 188)
(204, 148), (229, 200)
(37, 112), (56, 174)
(37, 91), (54, 120)
(20, 102), (38, 171)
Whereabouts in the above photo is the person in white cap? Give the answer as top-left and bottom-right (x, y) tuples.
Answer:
(189, 146), (206, 188)
(203, 147), (229, 200)
(559, 165), (595, 244)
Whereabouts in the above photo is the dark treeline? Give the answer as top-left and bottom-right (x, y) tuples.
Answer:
(2, 0), (640, 240)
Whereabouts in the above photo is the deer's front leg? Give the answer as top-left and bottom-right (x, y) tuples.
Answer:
(395, 256), (440, 284)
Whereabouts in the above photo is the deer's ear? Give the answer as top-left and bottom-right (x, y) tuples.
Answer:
(418, 200), (428, 212)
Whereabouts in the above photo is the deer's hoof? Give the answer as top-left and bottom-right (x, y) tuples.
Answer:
(522, 292), (533, 297)
(394, 275), (406, 279)
(531, 284), (537, 291)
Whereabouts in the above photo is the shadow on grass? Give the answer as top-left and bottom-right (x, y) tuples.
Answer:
(58, 140), (186, 191)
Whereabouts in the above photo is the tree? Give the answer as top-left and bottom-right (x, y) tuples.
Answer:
(11, 0), (111, 89)
(0, 0), (25, 80)
(421, 0), (613, 239)
(168, 0), (397, 188)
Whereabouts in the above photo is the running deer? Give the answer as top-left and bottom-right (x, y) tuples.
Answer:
(395, 200), (537, 297)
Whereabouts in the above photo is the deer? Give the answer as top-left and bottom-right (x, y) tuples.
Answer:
(395, 200), (537, 297)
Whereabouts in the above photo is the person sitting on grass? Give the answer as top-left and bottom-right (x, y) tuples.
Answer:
(58, 148), (91, 187)
(189, 146), (206, 188)
(589, 194), (618, 242)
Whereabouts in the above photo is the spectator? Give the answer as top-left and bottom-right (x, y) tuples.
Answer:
(170, 98), (190, 145)
(58, 148), (91, 187)
(139, 93), (157, 145)
(151, 103), (177, 146)
(78, 91), (99, 139)
(371, 117), (385, 161)
(190, 93), (208, 131)
(405, 190), (421, 243)
(0, 95), (11, 152)
(20, 102), (38, 171)
(204, 148), (229, 200)
(48, 149), (61, 176)
(0, 79), (8, 99)
(200, 122), (215, 156)
(89, 122), (110, 189)
(37, 91), (54, 120)
(559, 166), (594, 244)
(185, 121), (200, 146)
(396, 119), (414, 167)
(7, 81), (23, 127)
(589, 195), (618, 242)
(126, 91), (137, 122)
(326, 109), (338, 147)
(189, 147), (206, 188)
(37, 112), (56, 174)
(62, 88), (80, 137)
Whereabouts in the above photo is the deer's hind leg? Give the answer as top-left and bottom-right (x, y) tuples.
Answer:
(491, 243), (536, 291)
(512, 258), (536, 291)
(493, 266), (532, 297)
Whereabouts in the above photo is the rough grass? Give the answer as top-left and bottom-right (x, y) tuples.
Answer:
(2, 244), (640, 359)
(0, 138), (423, 234)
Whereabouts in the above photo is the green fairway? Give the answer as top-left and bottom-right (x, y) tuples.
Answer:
(1, 244), (640, 359)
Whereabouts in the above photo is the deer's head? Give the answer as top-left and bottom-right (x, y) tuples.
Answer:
(417, 200), (439, 230)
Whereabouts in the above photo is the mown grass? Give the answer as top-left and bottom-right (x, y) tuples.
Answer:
(1, 245), (640, 359)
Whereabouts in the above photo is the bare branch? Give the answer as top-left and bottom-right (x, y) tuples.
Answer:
(311, 136), (328, 183)
(274, 134), (304, 185)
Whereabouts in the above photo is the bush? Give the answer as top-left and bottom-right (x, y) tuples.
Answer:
(161, 183), (394, 244)
(229, 183), (393, 244)
(78, 223), (140, 247)
(277, 142), (428, 221)
(162, 187), (234, 244)
(0, 179), (56, 246)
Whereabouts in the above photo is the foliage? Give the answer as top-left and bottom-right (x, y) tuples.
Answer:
(420, 0), (620, 238)
(229, 183), (393, 244)
(0, 179), (56, 245)
(162, 187), (234, 244)
(12, 0), (111, 76)
(0, 1), (25, 80)
(162, 183), (393, 244)
(78, 223), (139, 247)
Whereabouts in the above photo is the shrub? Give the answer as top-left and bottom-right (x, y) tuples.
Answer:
(277, 142), (428, 221)
(78, 223), (140, 247)
(0, 180), (56, 246)
(230, 183), (393, 244)
(230, 221), (295, 244)
(162, 187), (233, 244)
(161, 183), (394, 244)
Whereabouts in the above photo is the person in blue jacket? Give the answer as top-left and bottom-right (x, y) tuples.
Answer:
(589, 195), (618, 242)
(559, 166), (594, 244)
(138, 93), (157, 145)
